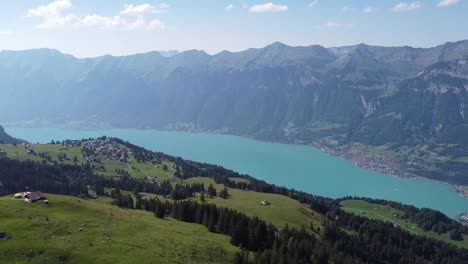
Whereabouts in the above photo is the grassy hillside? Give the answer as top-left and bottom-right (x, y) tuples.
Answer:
(0, 143), (176, 182)
(0, 142), (324, 232)
(1, 138), (468, 263)
(340, 199), (468, 249)
(0, 142), (325, 261)
(0, 194), (238, 264)
(184, 177), (324, 231)
(0, 144), (85, 164)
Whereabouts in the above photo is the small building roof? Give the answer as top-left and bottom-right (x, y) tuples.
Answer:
(24, 192), (45, 202)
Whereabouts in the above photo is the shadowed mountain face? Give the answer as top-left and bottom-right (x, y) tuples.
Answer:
(0, 125), (23, 144)
(358, 57), (468, 147)
(1, 41), (468, 183)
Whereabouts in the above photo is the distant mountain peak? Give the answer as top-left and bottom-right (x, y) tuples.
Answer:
(268, 41), (288, 47)
(157, 50), (180, 57)
(180, 49), (212, 59)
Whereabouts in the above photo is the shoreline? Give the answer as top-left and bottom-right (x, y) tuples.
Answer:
(319, 144), (468, 199)
(4, 122), (468, 199)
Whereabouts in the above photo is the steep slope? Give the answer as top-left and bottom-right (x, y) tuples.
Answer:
(1, 41), (468, 184)
(1, 138), (467, 264)
(0, 125), (24, 144)
(353, 57), (468, 184)
(359, 56), (468, 146)
(1, 41), (467, 128)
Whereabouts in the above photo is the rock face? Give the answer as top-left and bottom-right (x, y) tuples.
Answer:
(367, 57), (468, 147)
(0, 41), (468, 183)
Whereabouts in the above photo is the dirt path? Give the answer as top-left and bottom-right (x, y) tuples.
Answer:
(344, 207), (418, 234)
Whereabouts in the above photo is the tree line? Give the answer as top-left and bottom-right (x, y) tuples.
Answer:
(114, 195), (468, 264)
(1, 139), (468, 263)
(337, 196), (468, 240)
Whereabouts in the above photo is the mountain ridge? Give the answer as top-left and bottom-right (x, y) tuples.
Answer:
(2, 39), (467, 61)
(1, 40), (468, 186)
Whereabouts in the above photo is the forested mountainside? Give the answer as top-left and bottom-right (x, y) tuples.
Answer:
(1, 40), (468, 184)
(0, 137), (467, 263)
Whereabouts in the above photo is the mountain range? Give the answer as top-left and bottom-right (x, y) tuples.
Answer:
(1, 40), (467, 185)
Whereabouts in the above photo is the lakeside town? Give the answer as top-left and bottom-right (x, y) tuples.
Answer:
(63, 139), (133, 163)
(317, 144), (468, 199)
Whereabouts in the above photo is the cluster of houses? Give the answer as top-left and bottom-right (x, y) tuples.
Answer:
(65, 139), (132, 163)
(0, 149), (6, 158)
(14, 191), (47, 203)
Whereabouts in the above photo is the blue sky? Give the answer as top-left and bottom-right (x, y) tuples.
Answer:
(0, 0), (467, 57)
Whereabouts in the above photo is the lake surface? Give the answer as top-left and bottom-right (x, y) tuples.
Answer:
(6, 127), (468, 218)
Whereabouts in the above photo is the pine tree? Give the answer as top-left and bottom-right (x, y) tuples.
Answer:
(154, 200), (165, 219)
(207, 184), (217, 198)
(126, 194), (134, 209)
(208, 209), (216, 233)
(219, 186), (229, 199)
(202, 210), (209, 227)
(233, 250), (250, 264)
(135, 194), (142, 210)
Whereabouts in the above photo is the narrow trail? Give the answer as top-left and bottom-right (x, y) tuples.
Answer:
(344, 207), (418, 234)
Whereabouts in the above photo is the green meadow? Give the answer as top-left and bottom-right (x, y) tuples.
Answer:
(0, 144), (85, 164)
(0, 144), (175, 182)
(184, 177), (325, 231)
(0, 194), (238, 264)
(340, 199), (468, 249)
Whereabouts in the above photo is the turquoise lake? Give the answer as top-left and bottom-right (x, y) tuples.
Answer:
(5, 127), (468, 218)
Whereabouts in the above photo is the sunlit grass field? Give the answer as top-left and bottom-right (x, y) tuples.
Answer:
(0, 194), (237, 264)
(340, 199), (468, 249)
(184, 177), (325, 231)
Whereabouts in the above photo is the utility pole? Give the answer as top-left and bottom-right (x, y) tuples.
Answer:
(107, 209), (113, 241)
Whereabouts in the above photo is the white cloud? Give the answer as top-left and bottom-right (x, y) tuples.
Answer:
(26, 1), (165, 31)
(81, 15), (162, 30)
(392, 2), (422, 12)
(226, 4), (235, 11)
(437, 0), (460, 7)
(27, 0), (71, 17)
(363, 6), (377, 13)
(35, 14), (80, 29)
(248, 2), (288, 13)
(120, 3), (169, 16)
(308, 0), (319, 8)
